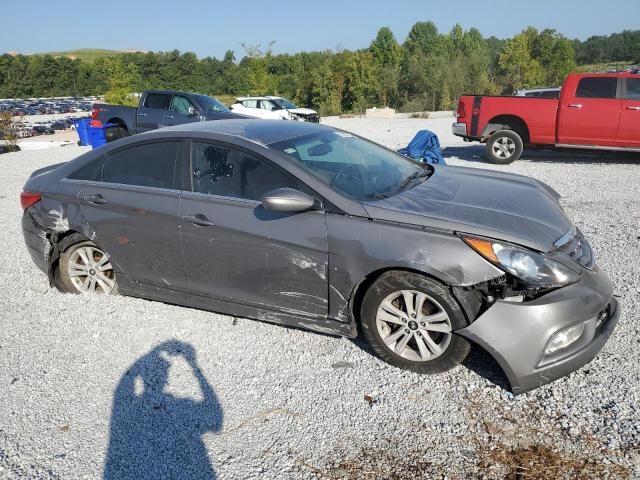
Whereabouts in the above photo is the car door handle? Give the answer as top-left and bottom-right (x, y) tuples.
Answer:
(138, 113), (147, 117)
(80, 194), (108, 205)
(182, 214), (215, 227)
(626, 106), (640, 111)
(165, 115), (174, 119)
(567, 104), (582, 108)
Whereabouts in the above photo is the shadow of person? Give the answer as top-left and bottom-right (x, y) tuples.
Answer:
(104, 340), (222, 480)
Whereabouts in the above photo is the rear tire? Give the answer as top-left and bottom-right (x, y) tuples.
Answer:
(360, 271), (470, 374)
(485, 130), (523, 164)
(58, 240), (118, 295)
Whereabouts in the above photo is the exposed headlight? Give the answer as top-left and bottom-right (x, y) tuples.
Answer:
(545, 323), (585, 355)
(462, 236), (580, 288)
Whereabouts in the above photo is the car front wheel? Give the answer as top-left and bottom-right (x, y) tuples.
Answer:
(360, 272), (470, 373)
(58, 240), (117, 294)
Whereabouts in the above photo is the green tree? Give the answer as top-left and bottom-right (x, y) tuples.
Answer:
(103, 58), (141, 106)
(498, 28), (546, 92)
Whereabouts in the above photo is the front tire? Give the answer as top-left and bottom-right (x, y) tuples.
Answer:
(58, 240), (117, 294)
(360, 271), (470, 373)
(485, 129), (523, 164)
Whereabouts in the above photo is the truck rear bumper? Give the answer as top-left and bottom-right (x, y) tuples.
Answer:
(452, 122), (468, 137)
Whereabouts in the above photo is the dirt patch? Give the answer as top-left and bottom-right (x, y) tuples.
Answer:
(479, 443), (629, 479)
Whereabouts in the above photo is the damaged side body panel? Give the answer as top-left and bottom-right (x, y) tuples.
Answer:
(325, 213), (505, 324)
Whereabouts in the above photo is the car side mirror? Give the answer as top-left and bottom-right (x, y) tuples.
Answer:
(261, 188), (315, 213)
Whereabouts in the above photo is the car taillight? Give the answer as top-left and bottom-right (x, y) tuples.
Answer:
(456, 100), (466, 119)
(20, 192), (41, 210)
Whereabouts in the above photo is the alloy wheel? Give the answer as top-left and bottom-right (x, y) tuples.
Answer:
(492, 136), (516, 159)
(375, 290), (452, 362)
(66, 245), (116, 294)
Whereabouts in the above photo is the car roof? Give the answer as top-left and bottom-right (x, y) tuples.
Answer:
(158, 119), (331, 145)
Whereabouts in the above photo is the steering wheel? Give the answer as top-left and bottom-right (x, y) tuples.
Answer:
(330, 163), (368, 198)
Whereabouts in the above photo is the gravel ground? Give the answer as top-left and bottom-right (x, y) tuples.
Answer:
(1, 116), (639, 479)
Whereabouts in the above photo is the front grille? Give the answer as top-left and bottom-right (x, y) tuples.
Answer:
(555, 229), (594, 269)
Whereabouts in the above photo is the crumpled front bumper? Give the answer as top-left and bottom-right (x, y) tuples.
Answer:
(457, 266), (620, 394)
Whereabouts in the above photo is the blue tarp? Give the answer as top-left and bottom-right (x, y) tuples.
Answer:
(397, 130), (446, 165)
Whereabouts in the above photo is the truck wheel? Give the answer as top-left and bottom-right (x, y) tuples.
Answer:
(485, 130), (523, 164)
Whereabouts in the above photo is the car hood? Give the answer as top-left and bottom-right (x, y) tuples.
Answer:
(288, 108), (317, 115)
(362, 165), (572, 252)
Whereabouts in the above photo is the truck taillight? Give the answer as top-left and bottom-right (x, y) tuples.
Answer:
(456, 101), (466, 119)
(20, 192), (41, 210)
(91, 105), (104, 120)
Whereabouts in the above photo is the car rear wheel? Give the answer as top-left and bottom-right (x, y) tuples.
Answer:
(58, 240), (117, 294)
(485, 129), (523, 164)
(360, 271), (470, 373)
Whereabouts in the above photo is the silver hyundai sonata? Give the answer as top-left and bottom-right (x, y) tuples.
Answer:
(21, 120), (619, 393)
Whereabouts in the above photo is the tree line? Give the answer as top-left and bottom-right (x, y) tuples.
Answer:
(1, 24), (638, 115)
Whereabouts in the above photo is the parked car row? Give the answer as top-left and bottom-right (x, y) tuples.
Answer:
(3, 117), (85, 139)
(0, 97), (98, 116)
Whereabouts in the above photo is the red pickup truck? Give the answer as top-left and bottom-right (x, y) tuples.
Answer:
(453, 73), (640, 163)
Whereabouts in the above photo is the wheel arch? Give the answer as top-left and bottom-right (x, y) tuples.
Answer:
(47, 230), (97, 287)
(348, 266), (461, 330)
(106, 117), (129, 133)
(482, 115), (530, 144)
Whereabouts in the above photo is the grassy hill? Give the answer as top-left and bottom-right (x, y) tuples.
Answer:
(36, 48), (142, 63)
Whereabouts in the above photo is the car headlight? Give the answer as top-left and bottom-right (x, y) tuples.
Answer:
(462, 235), (580, 288)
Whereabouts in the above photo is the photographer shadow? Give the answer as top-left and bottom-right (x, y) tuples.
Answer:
(104, 340), (222, 480)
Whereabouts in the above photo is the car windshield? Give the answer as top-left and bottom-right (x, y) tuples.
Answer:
(194, 95), (229, 112)
(271, 98), (298, 109)
(269, 130), (430, 200)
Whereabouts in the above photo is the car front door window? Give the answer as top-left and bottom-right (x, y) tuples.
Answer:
(170, 95), (195, 116)
(191, 142), (297, 200)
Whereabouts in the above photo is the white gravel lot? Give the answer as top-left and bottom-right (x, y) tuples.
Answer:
(1, 116), (639, 479)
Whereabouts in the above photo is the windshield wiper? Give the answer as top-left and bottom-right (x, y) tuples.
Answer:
(397, 168), (432, 192)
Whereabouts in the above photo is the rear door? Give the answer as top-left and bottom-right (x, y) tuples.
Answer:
(137, 93), (171, 132)
(179, 140), (328, 318)
(616, 77), (640, 147)
(558, 77), (621, 146)
(163, 94), (200, 127)
(68, 140), (187, 290)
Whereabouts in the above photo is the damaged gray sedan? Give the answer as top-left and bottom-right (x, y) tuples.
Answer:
(21, 120), (619, 393)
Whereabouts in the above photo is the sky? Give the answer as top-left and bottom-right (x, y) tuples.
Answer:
(2, 0), (639, 59)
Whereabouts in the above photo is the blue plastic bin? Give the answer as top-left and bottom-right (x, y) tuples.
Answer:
(88, 123), (116, 149)
(73, 118), (91, 146)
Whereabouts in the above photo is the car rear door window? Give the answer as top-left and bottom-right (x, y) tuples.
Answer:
(143, 93), (171, 110)
(243, 100), (258, 109)
(191, 142), (296, 201)
(575, 78), (618, 99)
(101, 142), (179, 189)
(624, 79), (640, 100)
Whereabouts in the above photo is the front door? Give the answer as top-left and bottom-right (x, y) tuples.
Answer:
(617, 77), (640, 147)
(179, 141), (328, 318)
(558, 76), (621, 146)
(137, 93), (171, 133)
(74, 140), (187, 290)
(163, 94), (200, 127)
